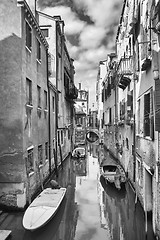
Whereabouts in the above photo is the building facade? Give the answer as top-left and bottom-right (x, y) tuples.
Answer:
(38, 10), (78, 170)
(101, 0), (160, 237)
(0, 0), (77, 209)
(74, 83), (89, 146)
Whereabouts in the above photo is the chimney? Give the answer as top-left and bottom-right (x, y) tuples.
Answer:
(53, 16), (62, 21)
(79, 83), (81, 90)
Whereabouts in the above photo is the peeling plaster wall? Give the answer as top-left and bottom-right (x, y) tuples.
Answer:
(0, 0), (24, 208)
(0, 0), (49, 209)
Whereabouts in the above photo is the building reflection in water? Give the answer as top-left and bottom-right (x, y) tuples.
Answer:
(23, 146), (155, 240)
(98, 172), (155, 240)
(89, 143), (99, 158)
(23, 154), (78, 240)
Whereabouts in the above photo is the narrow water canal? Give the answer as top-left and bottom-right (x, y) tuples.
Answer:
(73, 145), (156, 240)
(0, 145), (156, 240)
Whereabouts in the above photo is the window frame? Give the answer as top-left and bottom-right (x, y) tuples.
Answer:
(36, 38), (41, 62)
(38, 145), (43, 165)
(45, 142), (48, 161)
(26, 78), (32, 106)
(143, 88), (154, 139)
(52, 96), (55, 112)
(37, 85), (41, 108)
(27, 147), (34, 174)
(26, 20), (32, 51)
(41, 28), (49, 38)
(44, 90), (48, 110)
(61, 130), (63, 145)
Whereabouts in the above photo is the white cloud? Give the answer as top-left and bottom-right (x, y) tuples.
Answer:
(78, 46), (108, 64)
(41, 6), (86, 35)
(39, 0), (123, 107)
(66, 41), (80, 59)
(79, 25), (106, 49)
(73, 0), (122, 28)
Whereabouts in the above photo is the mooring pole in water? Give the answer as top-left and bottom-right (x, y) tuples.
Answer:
(59, 144), (63, 169)
(145, 210), (148, 239)
(53, 148), (58, 178)
(25, 157), (31, 204)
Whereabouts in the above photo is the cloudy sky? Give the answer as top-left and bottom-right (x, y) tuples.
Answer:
(37, 0), (123, 107)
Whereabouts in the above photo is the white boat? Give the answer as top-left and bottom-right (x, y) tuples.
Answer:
(23, 187), (66, 231)
(72, 147), (86, 159)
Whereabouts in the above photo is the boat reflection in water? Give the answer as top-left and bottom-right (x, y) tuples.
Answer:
(99, 173), (155, 239)
(100, 175), (126, 199)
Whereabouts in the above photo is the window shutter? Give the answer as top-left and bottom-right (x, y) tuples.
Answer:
(144, 93), (150, 136)
(102, 89), (104, 102)
(150, 88), (154, 140)
(120, 102), (122, 120)
(155, 80), (160, 131)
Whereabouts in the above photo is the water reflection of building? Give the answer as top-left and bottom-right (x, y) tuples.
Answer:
(74, 83), (89, 146)
(53, 155), (78, 240)
(98, 145), (105, 165)
(75, 160), (87, 176)
(99, 172), (155, 240)
(89, 144), (99, 158)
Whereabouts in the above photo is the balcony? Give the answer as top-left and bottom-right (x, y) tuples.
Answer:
(65, 83), (78, 100)
(118, 57), (133, 76)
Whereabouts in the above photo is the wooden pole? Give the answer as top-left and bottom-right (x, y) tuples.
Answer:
(25, 157), (31, 204)
(59, 144), (63, 169)
(36, 162), (44, 190)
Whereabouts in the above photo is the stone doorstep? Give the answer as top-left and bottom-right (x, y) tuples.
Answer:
(0, 230), (12, 240)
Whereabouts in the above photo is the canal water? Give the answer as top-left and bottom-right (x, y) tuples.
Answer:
(0, 145), (156, 239)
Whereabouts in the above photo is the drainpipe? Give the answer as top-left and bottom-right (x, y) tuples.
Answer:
(46, 48), (52, 175)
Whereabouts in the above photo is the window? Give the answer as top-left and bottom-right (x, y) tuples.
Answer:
(45, 142), (48, 160)
(37, 85), (41, 108)
(144, 92), (150, 136)
(58, 55), (62, 81)
(38, 145), (43, 165)
(26, 21), (32, 50)
(57, 130), (60, 145)
(136, 157), (142, 186)
(68, 129), (70, 140)
(53, 140), (55, 155)
(126, 138), (129, 149)
(61, 130), (63, 145)
(26, 78), (32, 105)
(27, 148), (34, 172)
(41, 28), (49, 37)
(144, 89), (154, 139)
(109, 108), (112, 124)
(52, 96), (55, 112)
(120, 99), (125, 120)
(37, 39), (41, 62)
(137, 99), (140, 134)
(44, 90), (47, 109)
(48, 53), (52, 76)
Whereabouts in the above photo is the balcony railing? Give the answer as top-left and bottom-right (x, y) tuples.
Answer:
(65, 83), (78, 100)
(118, 57), (133, 75)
